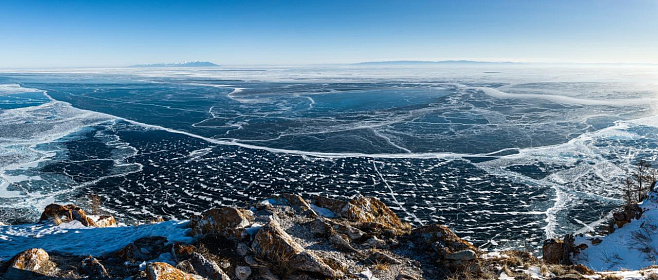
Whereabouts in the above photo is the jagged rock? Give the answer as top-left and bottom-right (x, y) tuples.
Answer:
(189, 252), (231, 280)
(146, 262), (204, 280)
(252, 220), (339, 278)
(362, 236), (388, 249)
(177, 260), (196, 274)
(444, 249), (476, 261)
(80, 256), (109, 277)
(173, 243), (197, 260)
(39, 204), (96, 226)
(329, 234), (358, 252)
(236, 242), (250, 256)
(188, 207), (253, 238)
(308, 218), (333, 237)
(396, 271), (419, 280)
(235, 266), (252, 280)
(542, 238), (564, 264)
(117, 236), (168, 261)
(369, 251), (402, 264)
(95, 215), (117, 228)
(313, 195), (410, 232)
(411, 224), (476, 255)
(280, 194), (318, 217)
(4, 248), (57, 279)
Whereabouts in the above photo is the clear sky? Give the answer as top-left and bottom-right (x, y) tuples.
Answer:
(1, 0), (657, 67)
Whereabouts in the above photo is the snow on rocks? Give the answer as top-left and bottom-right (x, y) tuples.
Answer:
(188, 206), (253, 238)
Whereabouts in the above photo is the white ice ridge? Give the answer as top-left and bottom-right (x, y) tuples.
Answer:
(474, 86), (656, 106)
(0, 220), (192, 260)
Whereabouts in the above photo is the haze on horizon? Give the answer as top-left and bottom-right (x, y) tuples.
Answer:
(1, 0), (657, 68)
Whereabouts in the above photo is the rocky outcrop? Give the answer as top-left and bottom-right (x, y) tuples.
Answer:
(146, 262), (204, 280)
(38, 203), (117, 228)
(189, 252), (231, 280)
(313, 194), (411, 233)
(117, 236), (169, 262)
(80, 256), (109, 278)
(4, 248), (57, 279)
(252, 220), (339, 278)
(188, 207), (253, 238)
(411, 224), (478, 263)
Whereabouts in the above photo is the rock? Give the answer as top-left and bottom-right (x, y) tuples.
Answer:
(369, 251), (402, 264)
(542, 238), (564, 265)
(117, 236), (168, 261)
(252, 220), (339, 278)
(146, 262), (204, 280)
(189, 252), (231, 280)
(280, 194), (318, 217)
(314, 195), (410, 232)
(39, 204), (96, 226)
(258, 267), (280, 280)
(362, 236), (388, 249)
(176, 260), (196, 274)
(80, 256), (109, 277)
(411, 224), (477, 259)
(396, 271), (419, 280)
(308, 218), (332, 237)
(188, 207), (253, 238)
(236, 242), (250, 256)
(444, 249), (476, 261)
(95, 215), (117, 228)
(329, 234), (358, 252)
(4, 248), (57, 279)
(235, 266), (252, 280)
(173, 243), (197, 260)
(244, 255), (258, 266)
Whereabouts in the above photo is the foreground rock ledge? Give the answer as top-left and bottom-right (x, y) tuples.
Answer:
(0, 194), (619, 279)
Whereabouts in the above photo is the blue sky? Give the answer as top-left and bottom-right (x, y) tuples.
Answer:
(1, 0), (657, 67)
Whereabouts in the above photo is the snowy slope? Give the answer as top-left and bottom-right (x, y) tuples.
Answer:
(0, 220), (192, 261)
(575, 191), (658, 271)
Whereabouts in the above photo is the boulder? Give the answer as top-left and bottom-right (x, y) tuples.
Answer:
(188, 207), (253, 238)
(444, 250), (477, 261)
(542, 238), (564, 265)
(313, 195), (410, 232)
(252, 220), (339, 278)
(235, 266), (252, 280)
(80, 256), (109, 278)
(280, 194), (317, 217)
(411, 224), (477, 259)
(117, 236), (168, 262)
(146, 262), (204, 280)
(95, 215), (117, 228)
(4, 248), (57, 279)
(39, 204), (96, 226)
(189, 252), (231, 280)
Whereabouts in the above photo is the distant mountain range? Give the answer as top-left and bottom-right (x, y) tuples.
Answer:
(130, 61), (219, 67)
(354, 60), (517, 65)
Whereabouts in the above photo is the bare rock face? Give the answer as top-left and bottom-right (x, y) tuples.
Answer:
(4, 248), (57, 279)
(80, 256), (109, 278)
(313, 195), (411, 233)
(188, 207), (253, 238)
(189, 252), (231, 280)
(252, 220), (339, 278)
(146, 262), (204, 280)
(39, 204), (96, 226)
(411, 224), (477, 262)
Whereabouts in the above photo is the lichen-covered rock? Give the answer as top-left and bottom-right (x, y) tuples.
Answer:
(4, 248), (57, 279)
(188, 207), (253, 238)
(146, 262), (204, 280)
(189, 252), (231, 280)
(39, 204), (96, 226)
(252, 220), (339, 278)
(445, 249), (476, 261)
(411, 224), (477, 259)
(313, 195), (410, 232)
(80, 256), (109, 277)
